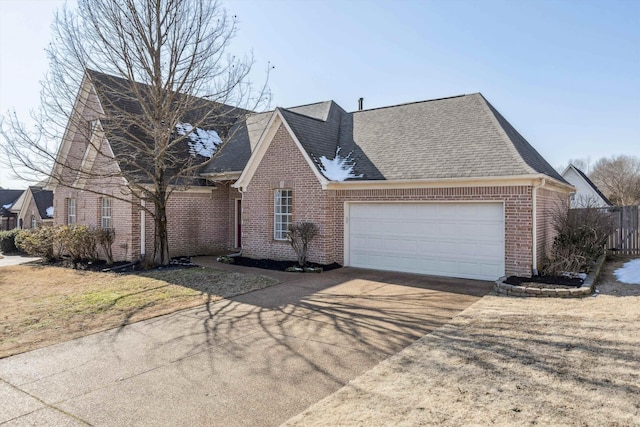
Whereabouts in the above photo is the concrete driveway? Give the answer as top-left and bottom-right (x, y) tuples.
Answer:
(0, 264), (492, 426)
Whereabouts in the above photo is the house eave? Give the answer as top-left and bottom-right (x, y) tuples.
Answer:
(324, 174), (575, 192)
(202, 171), (242, 182)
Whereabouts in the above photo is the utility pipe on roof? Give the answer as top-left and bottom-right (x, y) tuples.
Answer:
(531, 178), (546, 276)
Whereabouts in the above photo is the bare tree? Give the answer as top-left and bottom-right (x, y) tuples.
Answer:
(589, 155), (640, 206)
(0, 0), (269, 265)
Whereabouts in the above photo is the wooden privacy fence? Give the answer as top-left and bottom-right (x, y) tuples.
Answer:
(604, 205), (639, 254)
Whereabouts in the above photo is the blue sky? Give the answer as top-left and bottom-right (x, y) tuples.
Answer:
(1, 0), (638, 188)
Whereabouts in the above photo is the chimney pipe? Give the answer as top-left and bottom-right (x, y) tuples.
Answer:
(358, 97), (363, 111)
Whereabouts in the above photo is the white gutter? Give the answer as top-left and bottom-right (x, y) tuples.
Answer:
(140, 200), (146, 259)
(531, 178), (546, 275)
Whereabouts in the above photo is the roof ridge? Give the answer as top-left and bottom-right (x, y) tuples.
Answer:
(278, 107), (326, 123)
(350, 94), (470, 114)
(570, 164), (612, 205)
(476, 94), (538, 175)
(285, 100), (333, 109)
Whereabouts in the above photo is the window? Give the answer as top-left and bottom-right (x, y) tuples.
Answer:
(101, 197), (112, 229)
(274, 189), (292, 240)
(31, 215), (36, 229)
(67, 198), (76, 225)
(88, 119), (99, 138)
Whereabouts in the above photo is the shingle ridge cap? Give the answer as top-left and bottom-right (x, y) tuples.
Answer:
(350, 94), (470, 114)
(278, 107), (326, 123)
(285, 100), (334, 109)
(476, 95), (537, 175)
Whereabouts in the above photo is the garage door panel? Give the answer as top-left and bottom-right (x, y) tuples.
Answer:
(348, 203), (504, 281)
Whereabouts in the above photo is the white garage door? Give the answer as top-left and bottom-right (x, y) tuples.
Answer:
(347, 202), (504, 281)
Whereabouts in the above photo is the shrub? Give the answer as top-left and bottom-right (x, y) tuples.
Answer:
(15, 227), (58, 261)
(0, 229), (22, 254)
(58, 224), (98, 264)
(287, 222), (319, 267)
(94, 227), (115, 265)
(542, 204), (616, 276)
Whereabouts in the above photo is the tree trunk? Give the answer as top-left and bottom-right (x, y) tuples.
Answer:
(152, 196), (170, 266)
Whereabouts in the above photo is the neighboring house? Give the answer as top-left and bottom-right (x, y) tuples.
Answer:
(0, 189), (24, 231)
(9, 186), (54, 229)
(51, 70), (572, 280)
(561, 164), (612, 208)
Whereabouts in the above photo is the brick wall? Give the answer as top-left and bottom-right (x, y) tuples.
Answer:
(242, 123), (538, 277)
(19, 193), (39, 229)
(242, 123), (332, 263)
(330, 187), (535, 277)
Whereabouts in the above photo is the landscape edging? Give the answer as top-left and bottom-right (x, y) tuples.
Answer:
(494, 254), (606, 298)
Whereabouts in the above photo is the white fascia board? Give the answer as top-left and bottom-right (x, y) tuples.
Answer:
(326, 174), (574, 192)
(232, 109), (329, 190)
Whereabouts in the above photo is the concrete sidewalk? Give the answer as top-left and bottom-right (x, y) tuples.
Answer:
(0, 266), (492, 426)
(0, 254), (40, 268)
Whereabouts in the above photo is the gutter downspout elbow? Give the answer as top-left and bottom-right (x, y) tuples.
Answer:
(531, 178), (546, 276)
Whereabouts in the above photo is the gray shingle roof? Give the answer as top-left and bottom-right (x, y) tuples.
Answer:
(86, 70), (250, 184)
(0, 189), (23, 215)
(208, 93), (567, 184)
(30, 187), (54, 219)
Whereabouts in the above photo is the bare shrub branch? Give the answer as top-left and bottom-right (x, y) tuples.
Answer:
(287, 222), (319, 267)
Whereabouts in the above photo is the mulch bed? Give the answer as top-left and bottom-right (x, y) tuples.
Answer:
(34, 256), (197, 273)
(505, 274), (584, 288)
(230, 256), (342, 272)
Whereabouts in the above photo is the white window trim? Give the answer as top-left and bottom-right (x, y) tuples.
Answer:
(273, 189), (292, 240)
(101, 197), (112, 229)
(31, 215), (37, 229)
(67, 198), (76, 225)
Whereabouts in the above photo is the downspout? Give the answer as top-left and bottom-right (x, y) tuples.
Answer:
(140, 200), (146, 260)
(228, 186), (244, 258)
(531, 178), (545, 276)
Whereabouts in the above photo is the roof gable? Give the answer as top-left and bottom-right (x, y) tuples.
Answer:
(562, 164), (612, 206)
(233, 110), (329, 190)
(55, 70), (251, 186)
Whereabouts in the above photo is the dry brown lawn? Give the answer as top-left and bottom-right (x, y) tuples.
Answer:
(285, 256), (640, 426)
(0, 265), (277, 358)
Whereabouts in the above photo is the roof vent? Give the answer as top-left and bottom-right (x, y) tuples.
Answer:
(358, 97), (363, 111)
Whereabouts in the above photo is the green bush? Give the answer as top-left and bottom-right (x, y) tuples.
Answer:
(0, 229), (22, 254)
(58, 224), (99, 263)
(94, 227), (115, 265)
(15, 227), (58, 261)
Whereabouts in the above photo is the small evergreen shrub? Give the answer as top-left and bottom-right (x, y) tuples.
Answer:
(15, 227), (58, 261)
(94, 228), (115, 265)
(0, 229), (22, 254)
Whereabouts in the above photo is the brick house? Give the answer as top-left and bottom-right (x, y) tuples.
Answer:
(213, 95), (573, 280)
(0, 189), (24, 231)
(51, 70), (572, 280)
(48, 70), (248, 261)
(9, 186), (54, 229)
